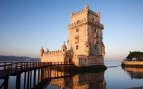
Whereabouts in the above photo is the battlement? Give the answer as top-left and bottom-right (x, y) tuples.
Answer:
(68, 5), (103, 30)
(46, 50), (61, 53)
(41, 49), (68, 62)
(70, 4), (99, 17)
(43, 50), (64, 56)
(71, 9), (99, 19)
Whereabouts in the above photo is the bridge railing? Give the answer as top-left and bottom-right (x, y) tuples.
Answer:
(0, 61), (72, 72)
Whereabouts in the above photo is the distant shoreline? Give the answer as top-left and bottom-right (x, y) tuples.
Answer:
(0, 55), (40, 62)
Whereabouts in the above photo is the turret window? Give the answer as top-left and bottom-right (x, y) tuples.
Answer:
(94, 29), (96, 32)
(86, 45), (88, 47)
(76, 29), (79, 32)
(76, 45), (78, 50)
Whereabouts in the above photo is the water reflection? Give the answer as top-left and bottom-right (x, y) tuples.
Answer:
(2, 63), (143, 89)
(47, 72), (106, 89)
(122, 67), (143, 89)
(5, 61), (143, 89)
(123, 67), (143, 79)
(0, 66), (106, 89)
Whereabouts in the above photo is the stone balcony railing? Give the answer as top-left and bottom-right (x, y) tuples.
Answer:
(68, 18), (87, 29)
(68, 18), (104, 29)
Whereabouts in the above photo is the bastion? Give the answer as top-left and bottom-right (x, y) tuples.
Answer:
(40, 5), (106, 68)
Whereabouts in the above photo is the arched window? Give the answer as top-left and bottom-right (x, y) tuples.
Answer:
(76, 45), (78, 50)
(86, 45), (88, 47)
(76, 29), (79, 32)
(94, 29), (96, 32)
(63, 49), (65, 51)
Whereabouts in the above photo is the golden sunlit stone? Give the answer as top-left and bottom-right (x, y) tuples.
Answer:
(40, 5), (105, 67)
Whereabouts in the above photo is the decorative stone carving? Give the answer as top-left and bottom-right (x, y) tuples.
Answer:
(40, 4), (105, 67)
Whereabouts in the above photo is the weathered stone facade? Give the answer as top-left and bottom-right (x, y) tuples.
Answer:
(40, 5), (105, 67)
(40, 43), (69, 63)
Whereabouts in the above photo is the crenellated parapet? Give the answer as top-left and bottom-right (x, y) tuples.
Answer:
(40, 42), (70, 63)
(68, 18), (87, 29)
(68, 5), (103, 30)
(43, 50), (64, 57)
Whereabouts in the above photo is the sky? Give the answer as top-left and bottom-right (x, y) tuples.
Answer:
(0, 0), (143, 61)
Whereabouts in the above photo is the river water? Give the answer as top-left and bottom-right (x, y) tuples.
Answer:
(1, 61), (143, 89)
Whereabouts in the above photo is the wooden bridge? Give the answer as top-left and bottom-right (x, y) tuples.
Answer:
(0, 62), (73, 89)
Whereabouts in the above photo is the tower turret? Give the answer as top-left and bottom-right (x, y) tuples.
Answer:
(97, 8), (100, 17)
(61, 42), (67, 54)
(40, 47), (44, 57)
(84, 4), (89, 10)
(71, 11), (74, 17)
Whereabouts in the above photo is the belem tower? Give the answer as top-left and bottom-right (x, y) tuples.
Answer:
(40, 5), (105, 67)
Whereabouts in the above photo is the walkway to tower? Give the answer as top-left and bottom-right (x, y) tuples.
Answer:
(0, 62), (73, 89)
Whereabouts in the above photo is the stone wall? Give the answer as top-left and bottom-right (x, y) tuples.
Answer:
(68, 24), (89, 56)
(73, 55), (104, 67)
(41, 50), (66, 63)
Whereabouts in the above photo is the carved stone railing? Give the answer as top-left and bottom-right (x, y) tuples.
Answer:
(68, 18), (104, 29)
(68, 18), (87, 29)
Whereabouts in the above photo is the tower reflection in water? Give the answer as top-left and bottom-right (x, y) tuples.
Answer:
(42, 68), (106, 89)
(0, 67), (106, 89)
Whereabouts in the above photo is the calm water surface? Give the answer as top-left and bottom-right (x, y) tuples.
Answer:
(46, 62), (143, 89)
(1, 61), (143, 89)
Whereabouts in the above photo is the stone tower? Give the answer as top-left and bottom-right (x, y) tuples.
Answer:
(67, 5), (105, 58)
(40, 5), (105, 67)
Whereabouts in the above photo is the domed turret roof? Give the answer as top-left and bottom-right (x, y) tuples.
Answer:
(40, 47), (44, 51)
(62, 42), (67, 49)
